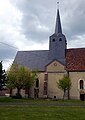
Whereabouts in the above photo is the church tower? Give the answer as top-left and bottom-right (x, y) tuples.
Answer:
(49, 2), (67, 64)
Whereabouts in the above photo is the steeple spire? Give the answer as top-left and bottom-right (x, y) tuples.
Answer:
(55, 2), (62, 34)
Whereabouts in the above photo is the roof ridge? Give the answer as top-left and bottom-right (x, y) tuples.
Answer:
(67, 48), (85, 50)
(18, 50), (49, 52)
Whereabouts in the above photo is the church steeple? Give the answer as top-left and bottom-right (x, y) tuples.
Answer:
(55, 2), (62, 34)
(49, 2), (67, 64)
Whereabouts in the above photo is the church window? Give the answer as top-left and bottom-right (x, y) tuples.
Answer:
(52, 39), (55, 42)
(43, 73), (48, 95)
(44, 73), (48, 81)
(36, 79), (39, 88)
(59, 38), (62, 41)
(80, 80), (84, 89)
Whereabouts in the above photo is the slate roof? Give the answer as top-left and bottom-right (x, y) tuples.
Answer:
(14, 49), (66, 71)
(66, 48), (85, 71)
(14, 48), (85, 72)
(14, 50), (52, 71)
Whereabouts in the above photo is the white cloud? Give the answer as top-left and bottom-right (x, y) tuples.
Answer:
(68, 34), (85, 48)
(3, 59), (13, 71)
(0, 0), (23, 69)
(1, 0), (85, 70)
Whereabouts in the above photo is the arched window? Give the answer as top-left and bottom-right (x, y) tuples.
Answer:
(59, 38), (62, 41)
(36, 79), (39, 88)
(80, 80), (84, 89)
(52, 39), (55, 42)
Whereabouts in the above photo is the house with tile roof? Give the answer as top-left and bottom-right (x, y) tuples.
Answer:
(14, 4), (85, 100)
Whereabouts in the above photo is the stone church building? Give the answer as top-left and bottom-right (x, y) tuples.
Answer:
(14, 6), (85, 100)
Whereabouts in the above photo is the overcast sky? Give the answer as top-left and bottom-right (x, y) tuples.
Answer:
(0, 0), (85, 70)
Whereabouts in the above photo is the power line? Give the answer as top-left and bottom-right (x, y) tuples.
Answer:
(0, 42), (18, 50)
(0, 42), (49, 60)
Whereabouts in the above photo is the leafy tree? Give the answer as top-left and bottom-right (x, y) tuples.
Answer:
(0, 61), (7, 90)
(23, 69), (38, 98)
(7, 63), (19, 97)
(7, 63), (37, 98)
(57, 75), (71, 100)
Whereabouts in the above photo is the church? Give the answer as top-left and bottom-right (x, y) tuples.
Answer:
(14, 5), (85, 100)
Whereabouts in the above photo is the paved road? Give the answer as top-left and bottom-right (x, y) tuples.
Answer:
(0, 103), (85, 107)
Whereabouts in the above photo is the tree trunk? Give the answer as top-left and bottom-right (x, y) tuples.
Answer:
(16, 88), (22, 98)
(10, 88), (12, 97)
(17, 88), (21, 96)
(68, 88), (70, 100)
(63, 91), (65, 100)
(27, 88), (30, 98)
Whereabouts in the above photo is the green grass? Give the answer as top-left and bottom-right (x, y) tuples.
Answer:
(0, 106), (85, 120)
(0, 97), (85, 120)
(0, 97), (85, 104)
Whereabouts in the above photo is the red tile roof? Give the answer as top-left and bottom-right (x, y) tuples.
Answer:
(66, 48), (85, 71)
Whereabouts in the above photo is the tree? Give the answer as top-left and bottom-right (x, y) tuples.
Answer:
(7, 63), (37, 98)
(23, 69), (38, 98)
(0, 61), (7, 90)
(57, 75), (71, 100)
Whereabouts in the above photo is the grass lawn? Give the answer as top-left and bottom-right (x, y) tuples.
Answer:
(0, 97), (85, 120)
(0, 97), (85, 104)
(0, 106), (85, 120)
